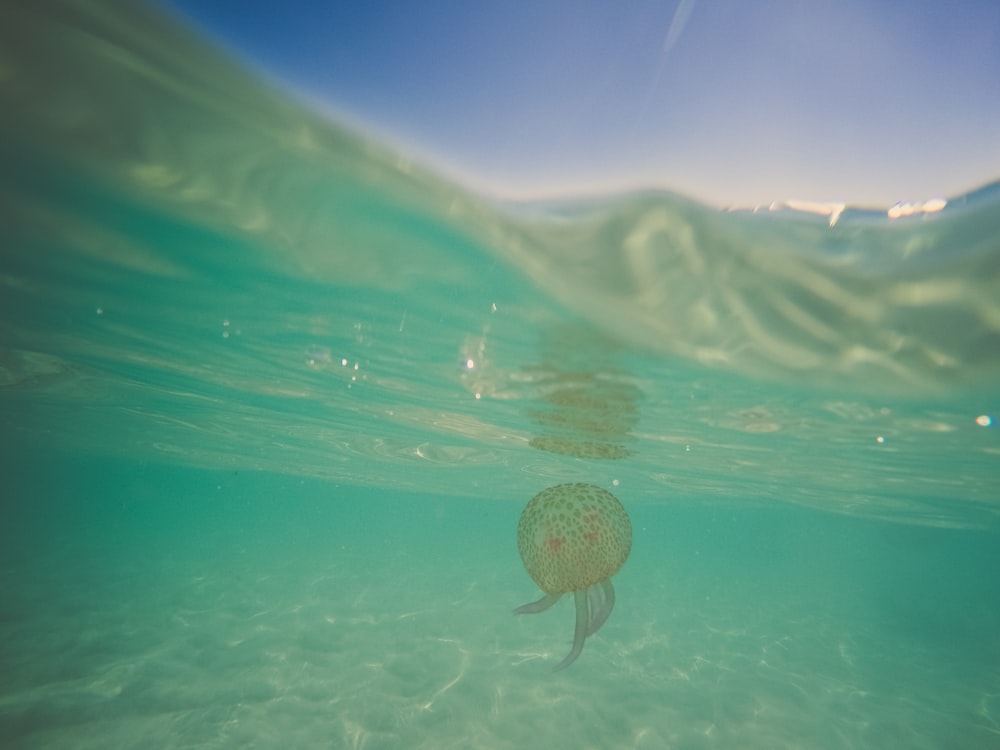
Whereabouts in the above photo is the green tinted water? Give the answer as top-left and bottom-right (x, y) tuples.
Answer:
(1, 2), (998, 748)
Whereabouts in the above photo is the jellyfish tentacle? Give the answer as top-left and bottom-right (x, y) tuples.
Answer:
(514, 593), (562, 615)
(585, 579), (616, 636)
(584, 582), (606, 635)
(553, 590), (590, 671)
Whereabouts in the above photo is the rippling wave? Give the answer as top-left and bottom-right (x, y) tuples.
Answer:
(497, 184), (1000, 392)
(1, 1), (997, 526)
(4, 2), (999, 396)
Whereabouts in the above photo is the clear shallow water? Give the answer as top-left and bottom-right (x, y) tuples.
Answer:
(2, 2), (1000, 749)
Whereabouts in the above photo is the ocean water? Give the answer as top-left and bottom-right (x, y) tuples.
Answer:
(2, 2), (999, 749)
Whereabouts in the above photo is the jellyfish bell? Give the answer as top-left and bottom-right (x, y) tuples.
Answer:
(515, 483), (632, 670)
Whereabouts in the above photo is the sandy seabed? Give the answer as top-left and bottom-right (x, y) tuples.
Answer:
(2, 506), (998, 750)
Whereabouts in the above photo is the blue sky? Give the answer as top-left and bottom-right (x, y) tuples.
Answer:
(160, 0), (1000, 207)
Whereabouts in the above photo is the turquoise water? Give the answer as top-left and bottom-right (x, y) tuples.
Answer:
(2, 2), (1000, 748)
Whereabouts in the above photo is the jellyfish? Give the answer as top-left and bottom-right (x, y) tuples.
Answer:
(515, 483), (632, 670)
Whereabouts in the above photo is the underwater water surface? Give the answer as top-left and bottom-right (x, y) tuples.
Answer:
(1, 2), (999, 749)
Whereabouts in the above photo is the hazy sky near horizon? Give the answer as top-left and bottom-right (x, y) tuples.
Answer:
(160, 0), (1000, 207)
